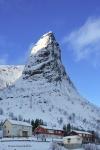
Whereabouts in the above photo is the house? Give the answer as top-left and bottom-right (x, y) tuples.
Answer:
(69, 130), (94, 143)
(3, 119), (32, 137)
(63, 135), (82, 149)
(34, 125), (64, 139)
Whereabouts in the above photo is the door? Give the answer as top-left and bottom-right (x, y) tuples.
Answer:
(22, 131), (28, 137)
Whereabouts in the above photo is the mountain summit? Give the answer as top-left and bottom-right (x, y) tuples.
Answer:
(23, 32), (74, 88)
(0, 32), (100, 131)
(23, 32), (65, 81)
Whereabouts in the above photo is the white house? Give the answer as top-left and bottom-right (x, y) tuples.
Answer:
(3, 119), (32, 137)
(69, 130), (93, 143)
(63, 135), (82, 149)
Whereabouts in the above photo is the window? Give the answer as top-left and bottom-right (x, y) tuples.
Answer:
(77, 138), (81, 141)
(67, 138), (71, 143)
(8, 130), (9, 133)
(48, 129), (54, 133)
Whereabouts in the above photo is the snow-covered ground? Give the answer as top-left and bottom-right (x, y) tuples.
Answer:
(0, 141), (50, 150)
(0, 139), (84, 150)
(1, 140), (100, 150)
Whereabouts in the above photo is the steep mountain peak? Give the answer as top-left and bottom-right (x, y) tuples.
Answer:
(31, 31), (56, 55)
(23, 32), (68, 83)
(0, 32), (100, 132)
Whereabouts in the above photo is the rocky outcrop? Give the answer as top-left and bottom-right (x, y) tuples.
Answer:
(23, 32), (75, 89)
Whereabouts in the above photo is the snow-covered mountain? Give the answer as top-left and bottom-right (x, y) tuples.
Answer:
(0, 32), (100, 131)
(0, 65), (24, 90)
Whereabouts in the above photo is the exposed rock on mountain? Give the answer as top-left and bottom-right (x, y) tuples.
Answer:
(0, 32), (100, 131)
(23, 32), (73, 85)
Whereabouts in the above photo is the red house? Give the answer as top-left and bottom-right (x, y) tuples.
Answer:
(34, 125), (64, 138)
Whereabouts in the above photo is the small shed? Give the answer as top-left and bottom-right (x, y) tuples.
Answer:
(3, 119), (32, 137)
(63, 135), (82, 149)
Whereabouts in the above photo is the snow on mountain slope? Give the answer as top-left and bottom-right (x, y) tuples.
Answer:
(0, 32), (100, 131)
(0, 65), (24, 90)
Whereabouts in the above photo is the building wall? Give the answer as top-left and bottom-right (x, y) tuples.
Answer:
(63, 136), (82, 145)
(34, 127), (64, 137)
(37, 133), (63, 139)
(12, 125), (32, 137)
(3, 121), (12, 137)
(12, 124), (21, 137)
(70, 131), (93, 143)
(3, 120), (32, 137)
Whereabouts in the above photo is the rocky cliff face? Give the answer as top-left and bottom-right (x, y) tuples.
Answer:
(0, 32), (100, 131)
(23, 32), (73, 86)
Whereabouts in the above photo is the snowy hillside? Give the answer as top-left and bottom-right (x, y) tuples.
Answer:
(0, 65), (24, 90)
(0, 32), (100, 131)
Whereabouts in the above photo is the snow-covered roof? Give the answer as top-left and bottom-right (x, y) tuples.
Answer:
(5, 119), (32, 127)
(40, 125), (63, 131)
(72, 130), (92, 135)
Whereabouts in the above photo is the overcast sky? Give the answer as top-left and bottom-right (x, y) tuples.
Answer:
(0, 0), (100, 106)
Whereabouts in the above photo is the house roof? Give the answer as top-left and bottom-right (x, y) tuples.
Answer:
(39, 125), (63, 131)
(71, 130), (92, 135)
(4, 119), (32, 127)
